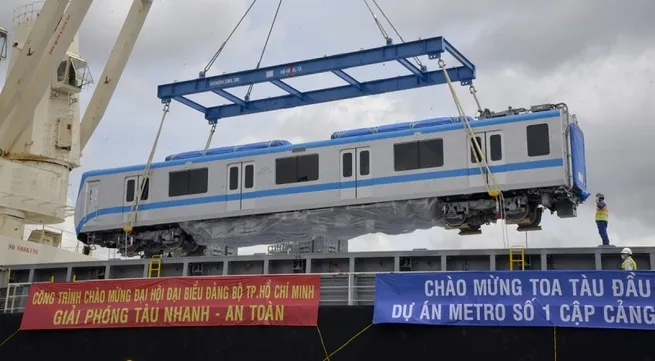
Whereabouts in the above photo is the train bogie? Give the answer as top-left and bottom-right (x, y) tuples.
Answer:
(74, 104), (588, 256)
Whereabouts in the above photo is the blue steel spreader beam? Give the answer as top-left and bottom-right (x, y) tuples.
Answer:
(157, 36), (476, 123)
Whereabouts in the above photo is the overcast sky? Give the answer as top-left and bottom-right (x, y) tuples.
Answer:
(1, 0), (654, 258)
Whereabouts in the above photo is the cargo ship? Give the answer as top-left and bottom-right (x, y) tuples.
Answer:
(2, 247), (655, 360)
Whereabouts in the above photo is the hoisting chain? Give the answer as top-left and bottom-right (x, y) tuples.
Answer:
(438, 59), (509, 248)
(202, 123), (217, 154)
(469, 84), (483, 115)
(123, 101), (171, 233)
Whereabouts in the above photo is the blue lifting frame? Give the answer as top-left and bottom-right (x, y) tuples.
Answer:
(157, 36), (476, 123)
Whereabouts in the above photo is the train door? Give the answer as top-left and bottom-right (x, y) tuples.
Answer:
(467, 131), (505, 189)
(122, 176), (149, 223)
(122, 176), (137, 223)
(226, 163), (242, 211)
(485, 131), (505, 185)
(241, 162), (256, 210)
(85, 181), (100, 226)
(339, 150), (356, 199)
(356, 147), (372, 198)
(339, 148), (371, 199)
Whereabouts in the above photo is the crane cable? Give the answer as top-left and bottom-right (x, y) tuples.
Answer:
(438, 59), (509, 248)
(200, 0), (259, 78)
(199, 0), (280, 151)
(244, 0), (283, 101)
(360, 1), (501, 243)
(366, 0), (423, 69)
(123, 101), (172, 233)
(362, 0), (391, 42)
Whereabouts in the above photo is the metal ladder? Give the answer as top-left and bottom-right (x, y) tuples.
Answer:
(509, 246), (526, 271)
(148, 255), (162, 278)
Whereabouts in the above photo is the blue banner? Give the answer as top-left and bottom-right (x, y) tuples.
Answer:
(373, 271), (655, 330)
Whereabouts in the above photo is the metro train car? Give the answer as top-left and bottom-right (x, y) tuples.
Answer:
(74, 103), (589, 256)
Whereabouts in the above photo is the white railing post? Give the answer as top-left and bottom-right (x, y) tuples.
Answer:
(347, 273), (354, 306)
(2, 284), (10, 313)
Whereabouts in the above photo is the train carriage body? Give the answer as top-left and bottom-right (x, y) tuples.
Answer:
(75, 104), (588, 256)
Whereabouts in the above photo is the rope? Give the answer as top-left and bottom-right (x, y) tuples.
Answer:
(201, 0), (258, 77)
(123, 101), (171, 233)
(369, 0), (423, 68)
(316, 326), (331, 361)
(320, 322), (373, 361)
(553, 326), (557, 361)
(244, 0), (283, 101)
(438, 60), (496, 196)
(0, 329), (18, 349)
(438, 59), (510, 248)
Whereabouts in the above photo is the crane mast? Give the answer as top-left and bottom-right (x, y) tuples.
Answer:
(0, 0), (153, 258)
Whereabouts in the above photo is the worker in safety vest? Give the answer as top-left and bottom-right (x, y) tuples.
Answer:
(595, 192), (610, 246)
(620, 248), (637, 271)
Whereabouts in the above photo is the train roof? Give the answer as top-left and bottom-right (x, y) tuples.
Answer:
(164, 118), (475, 162)
(330, 116), (474, 139)
(165, 140), (292, 161)
(78, 109), (562, 189)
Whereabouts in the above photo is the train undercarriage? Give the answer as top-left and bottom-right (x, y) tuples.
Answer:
(439, 186), (580, 236)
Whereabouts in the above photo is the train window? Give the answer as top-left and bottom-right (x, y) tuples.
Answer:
(168, 168), (208, 197)
(275, 154), (319, 184)
(275, 157), (297, 184)
(395, 139), (444, 171)
(140, 178), (150, 201)
(360, 151), (370, 176)
(244, 165), (254, 189)
(526, 123), (550, 156)
(297, 154), (319, 182)
(418, 139), (444, 168)
(470, 136), (483, 163)
(394, 142), (419, 171)
(168, 171), (189, 197)
(489, 134), (502, 161)
(188, 168), (209, 194)
(229, 167), (239, 190)
(342, 153), (353, 177)
(125, 179), (135, 202)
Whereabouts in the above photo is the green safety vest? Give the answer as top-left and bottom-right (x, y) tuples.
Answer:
(621, 257), (637, 271)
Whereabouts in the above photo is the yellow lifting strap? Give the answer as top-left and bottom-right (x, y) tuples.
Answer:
(438, 59), (509, 248)
(123, 101), (172, 233)
(438, 59), (501, 198)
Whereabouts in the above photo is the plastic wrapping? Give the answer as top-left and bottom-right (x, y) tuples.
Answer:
(330, 116), (475, 139)
(178, 198), (444, 248)
(165, 140), (291, 161)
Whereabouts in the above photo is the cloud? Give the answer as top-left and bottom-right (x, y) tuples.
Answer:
(1, 0), (654, 258)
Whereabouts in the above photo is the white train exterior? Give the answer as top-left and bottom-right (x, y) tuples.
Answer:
(74, 104), (589, 256)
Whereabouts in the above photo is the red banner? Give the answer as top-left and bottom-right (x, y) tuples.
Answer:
(20, 275), (320, 330)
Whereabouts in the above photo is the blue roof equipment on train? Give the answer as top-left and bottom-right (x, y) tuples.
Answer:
(330, 116), (475, 139)
(165, 140), (292, 161)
